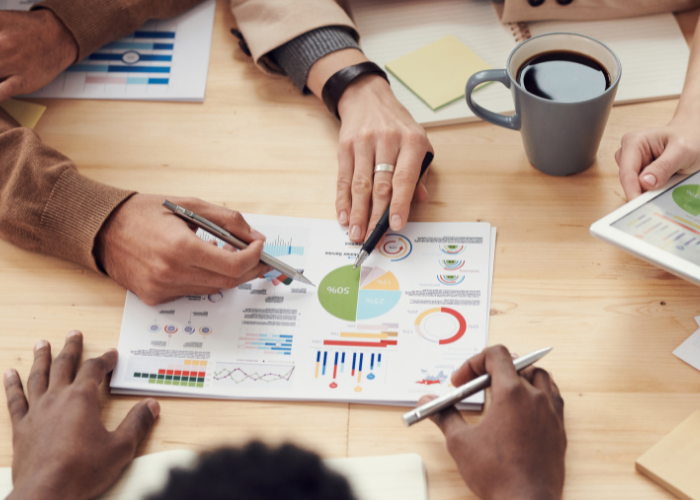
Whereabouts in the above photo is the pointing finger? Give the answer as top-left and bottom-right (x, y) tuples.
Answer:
(48, 331), (83, 389)
(4, 369), (27, 426)
(27, 340), (51, 404)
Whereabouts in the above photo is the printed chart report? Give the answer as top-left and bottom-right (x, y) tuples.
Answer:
(111, 215), (495, 408)
(0, 0), (215, 101)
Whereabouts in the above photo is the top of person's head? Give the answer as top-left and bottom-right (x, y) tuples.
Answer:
(147, 441), (358, 500)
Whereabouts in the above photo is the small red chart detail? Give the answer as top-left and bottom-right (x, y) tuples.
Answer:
(414, 307), (467, 345)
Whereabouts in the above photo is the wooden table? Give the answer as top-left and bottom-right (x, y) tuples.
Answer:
(1, 2), (699, 499)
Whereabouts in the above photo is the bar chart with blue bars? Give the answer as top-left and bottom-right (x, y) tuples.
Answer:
(264, 236), (305, 258)
(314, 350), (384, 390)
(21, 0), (215, 101)
(238, 331), (293, 356)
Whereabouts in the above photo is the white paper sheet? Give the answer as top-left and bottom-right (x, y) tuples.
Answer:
(111, 216), (494, 409)
(0, 0), (215, 102)
(674, 328), (700, 372)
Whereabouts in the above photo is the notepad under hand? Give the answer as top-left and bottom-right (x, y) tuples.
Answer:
(385, 34), (491, 111)
(0, 99), (46, 129)
(636, 410), (700, 500)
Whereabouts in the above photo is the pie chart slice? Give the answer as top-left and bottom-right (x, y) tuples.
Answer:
(415, 307), (466, 345)
(319, 265), (401, 321)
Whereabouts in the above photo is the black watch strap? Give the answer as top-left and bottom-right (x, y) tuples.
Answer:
(321, 62), (390, 119)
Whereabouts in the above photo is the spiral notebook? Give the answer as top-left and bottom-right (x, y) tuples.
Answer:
(349, 0), (691, 127)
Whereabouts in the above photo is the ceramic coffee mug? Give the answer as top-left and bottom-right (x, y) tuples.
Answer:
(465, 32), (621, 176)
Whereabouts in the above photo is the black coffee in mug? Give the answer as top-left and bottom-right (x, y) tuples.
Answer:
(516, 50), (611, 102)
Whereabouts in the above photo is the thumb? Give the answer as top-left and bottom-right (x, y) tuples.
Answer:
(114, 399), (160, 454)
(0, 76), (23, 104)
(418, 395), (470, 437)
(639, 143), (691, 191)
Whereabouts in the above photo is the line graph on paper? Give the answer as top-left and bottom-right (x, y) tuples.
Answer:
(212, 362), (295, 390)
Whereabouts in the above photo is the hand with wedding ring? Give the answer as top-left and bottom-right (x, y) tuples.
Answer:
(335, 74), (433, 242)
(306, 49), (434, 243)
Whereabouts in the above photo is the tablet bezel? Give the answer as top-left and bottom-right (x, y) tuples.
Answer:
(589, 171), (700, 286)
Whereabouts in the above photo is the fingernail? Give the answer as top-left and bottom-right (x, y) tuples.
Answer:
(390, 214), (402, 230)
(511, 352), (519, 359)
(4, 369), (16, 382)
(34, 340), (48, 352)
(350, 225), (361, 239)
(147, 399), (161, 418)
(67, 330), (81, 339)
(339, 211), (348, 225)
(251, 229), (265, 240)
(642, 174), (657, 187)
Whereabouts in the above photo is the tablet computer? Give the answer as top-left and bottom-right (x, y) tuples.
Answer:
(590, 170), (700, 286)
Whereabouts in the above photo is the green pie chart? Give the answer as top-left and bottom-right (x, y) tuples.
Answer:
(318, 265), (402, 322)
(673, 185), (700, 216)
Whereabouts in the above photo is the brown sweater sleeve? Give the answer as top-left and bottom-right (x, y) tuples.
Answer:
(33, 0), (207, 61)
(0, 109), (134, 272)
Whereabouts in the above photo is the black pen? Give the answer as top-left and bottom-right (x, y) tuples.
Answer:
(353, 151), (434, 269)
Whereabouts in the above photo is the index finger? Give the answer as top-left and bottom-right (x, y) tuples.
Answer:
(74, 349), (118, 388)
(177, 199), (265, 244)
(48, 331), (83, 389)
(617, 138), (646, 200)
(451, 345), (520, 390)
(189, 238), (265, 279)
(389, 141), (427, 231)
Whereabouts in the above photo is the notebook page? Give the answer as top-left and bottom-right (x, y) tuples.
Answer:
(528, 14), (690, 104)
(326, 454), (428, 500)
(349, 0), (517, 127)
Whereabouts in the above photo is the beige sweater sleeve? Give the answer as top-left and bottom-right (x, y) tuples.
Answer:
(229, 0), (359, 74)
(0, 110), (134, 272)
(34, 0), (206, 61)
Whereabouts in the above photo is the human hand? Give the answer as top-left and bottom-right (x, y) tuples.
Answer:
(5, 331), (159, 500)
(96, 194), (271, 305)
(0, 9), (77, 102)
(418, 346), (566, 500)
(336, 75), (433, 242)
(615, 119), (700, 200)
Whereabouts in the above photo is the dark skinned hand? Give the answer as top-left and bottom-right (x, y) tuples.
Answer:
(4, 331), (160, 500)
(418, 345), (567, 500)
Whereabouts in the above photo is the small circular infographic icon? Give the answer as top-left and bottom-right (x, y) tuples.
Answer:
(184, 326), (196, 335)
(439, 259), (465, 270)
(199, 326), (213, 336)
(121, 50), (141, 64)
(438, 274), (465, 286)
(164, 325), (178, 334)
(440, 244), (465, 255)
(378, 233), (412, 261)
(208, 292), (224, 303)
(148, 324), (160, 333)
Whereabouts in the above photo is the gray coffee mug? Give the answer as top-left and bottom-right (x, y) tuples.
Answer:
(466, 32), (621, 176)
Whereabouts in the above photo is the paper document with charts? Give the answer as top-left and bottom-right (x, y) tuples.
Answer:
(111, 215), (495, 409)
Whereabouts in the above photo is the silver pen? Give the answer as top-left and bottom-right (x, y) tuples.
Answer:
(163, 200), (315, 287)
(402, 347), (552, 427)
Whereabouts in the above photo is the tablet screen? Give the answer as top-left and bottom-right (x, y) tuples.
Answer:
(611, 171), (700, 265)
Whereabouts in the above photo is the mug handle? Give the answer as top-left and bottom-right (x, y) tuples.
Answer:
(465, 69), (521, 131)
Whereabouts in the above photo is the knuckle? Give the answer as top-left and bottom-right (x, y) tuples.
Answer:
(26, 371), (45, 388)
(490, 344), (510, 358)
(356, 128), (375, 145)
(378, 127), (400, 144)
(373, 179), (393, 199)
(351, 176), (373, 196)
(621, 131), (642, 146)
(228, 210), (244, 225)
(338, 137), (353, 153)
(404, 129), (427, 146)
(392, 168), (415, 186)
(336, 175), (353, 191)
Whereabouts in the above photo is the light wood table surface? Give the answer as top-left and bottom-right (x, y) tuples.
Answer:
(1, 2), (700, 499)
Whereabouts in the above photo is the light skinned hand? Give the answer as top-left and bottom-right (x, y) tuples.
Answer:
(0, 9), (78, 102)
(615, 119), (700, 200)
(5, 331), (159, 500)
(95, 194), (271, 305)
(336, 75), (433, 242)
(418, 345), (566, 500)
(306, 49), (433, 243)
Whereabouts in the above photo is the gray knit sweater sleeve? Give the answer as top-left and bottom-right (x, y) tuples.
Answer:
(270, 26), (361, 93)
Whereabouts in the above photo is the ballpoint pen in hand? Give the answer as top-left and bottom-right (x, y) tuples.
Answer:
(402, 347), (553, 427)
(354, 151), (434, 269)
(163, 200), (315, 287)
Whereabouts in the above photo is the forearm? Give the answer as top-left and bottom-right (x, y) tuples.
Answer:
(33, 0), (206, 61)
(674, 15), (700, 123)
(0, 110), (134, 272)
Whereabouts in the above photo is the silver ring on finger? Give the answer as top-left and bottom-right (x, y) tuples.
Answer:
(374, 164), (395, 175)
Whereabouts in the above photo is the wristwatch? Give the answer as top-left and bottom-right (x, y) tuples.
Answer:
(321, 62), (390, 119)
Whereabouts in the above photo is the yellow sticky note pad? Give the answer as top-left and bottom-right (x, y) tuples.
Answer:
(0, 99), (47, 129)
(386, 35), (491, 110)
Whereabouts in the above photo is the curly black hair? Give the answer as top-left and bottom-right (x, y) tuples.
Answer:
(147, 441), (357, 500)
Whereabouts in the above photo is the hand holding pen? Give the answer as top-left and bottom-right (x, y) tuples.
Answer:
(416, 346), (566, 500)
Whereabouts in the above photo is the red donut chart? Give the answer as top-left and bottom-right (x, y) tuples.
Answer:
(414, 307), (467, 345)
